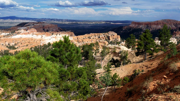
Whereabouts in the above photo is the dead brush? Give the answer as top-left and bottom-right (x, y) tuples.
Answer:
(169, 62), (179, 73)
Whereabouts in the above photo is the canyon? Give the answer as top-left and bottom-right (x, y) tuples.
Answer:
(0, 23), (121, 53)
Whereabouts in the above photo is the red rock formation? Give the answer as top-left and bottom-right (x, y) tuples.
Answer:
(8, 22), (64, 32)
(127, 19), (180, 30)
(72, 31), (120, 46)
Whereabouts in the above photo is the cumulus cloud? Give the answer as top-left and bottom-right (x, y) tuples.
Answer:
(108, 7), (133, 15)
(55, 1), (76, 7)
(54, 0), (109, 7)
(18, 6), (35, 11)
(66, 7), (98, 15)
(0, 0), (18, 8)
(43, 8), (59, 11)
(80, 0), (109, 6)
(0, 0), (35, 11)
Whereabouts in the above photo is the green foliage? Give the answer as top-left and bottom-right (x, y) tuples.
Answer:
(111, 73), (122, 89)
(81, 43), (94, 60)
(95, 42), (99, 55)
(6, 45), (17, 50)
(170, 43), (177, 56)
(123, 77), (129, 85)
(171, 84), (180, 93)
(99, 73), (112, 87)
(130, 69), (141, 81)
(159, 24), (172, 50)
(46, 89), (63, 101)
(30, 42), (52, 59)
(104, 62), (111, 74)
(101, 46), (109, 59)
(47, 36), (82, 68)
(78, 79), (91, 98)
(0, 49), (59, 100)
(85, 60), (97, 85)
(137, 29), (157, 60)
(120, 51), (131, 66)
(126, 34), (136, 49)
(95, 63), (101, 69)
(166, 44), (178, 59)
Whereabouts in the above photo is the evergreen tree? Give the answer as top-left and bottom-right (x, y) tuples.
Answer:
(111, 73), (121, 91)
(99, 73), (112, 101)
(81, 43), (94, 60)
(137, 29), (157, 60)
(47, 36), (82, 68)
(159, 24), (172, 50)
(0, 49), (60, 100)
(84, 60), (97, 85)
(101, 46), (108, 59)
(95, 42), (99, 55)
(30, 42), (52, 59)
(120, 51), (130, 66)
(126, 34), (136, 49)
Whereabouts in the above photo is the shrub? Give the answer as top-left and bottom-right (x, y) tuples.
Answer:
(171, 85), (180, 93)
(169, 62), (178, 73)
(123, 77), (129, 85)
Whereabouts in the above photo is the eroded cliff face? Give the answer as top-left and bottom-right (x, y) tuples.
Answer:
(0, 28), (120, 53)
(8, 22), (64, 32)
(128, 19), (180, 30)
(0, 28), (75, 53)
(112, 19), (180, 39)
(72, 31), (121, 46)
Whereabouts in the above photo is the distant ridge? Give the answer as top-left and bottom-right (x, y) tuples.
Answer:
(8, 22), (64, 32)
(112, 19), (180, 39)
(0, 16), (132, 23)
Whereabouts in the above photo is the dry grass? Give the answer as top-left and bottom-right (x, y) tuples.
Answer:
(169, 62), (178, 73)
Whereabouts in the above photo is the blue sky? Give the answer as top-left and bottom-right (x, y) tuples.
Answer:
(0, 0), (180, 21)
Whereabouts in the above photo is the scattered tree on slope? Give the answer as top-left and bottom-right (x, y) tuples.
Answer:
(47, 36), (82, 69)
(137, 29), (157, 60)
(159, 24), (172, 50)
(126, 34), (136, 50)
(0, 49), (60, 100)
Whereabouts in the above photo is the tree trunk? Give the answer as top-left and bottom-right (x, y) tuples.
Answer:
(65, 65), (67, 69)
(101, 86), (108, 101)
(114, 85), (116, 92)
(144, 51), (147, 60)
(29, 92), (37, 101)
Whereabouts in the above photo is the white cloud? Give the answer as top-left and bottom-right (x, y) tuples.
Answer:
(43, 8), (59, 11)
(55, 1), (75, 7)
(18, 6), (34, 10)
(0, 0), (18, 8)
(101, 7), (133, 15)
(67, 7), (98, 15)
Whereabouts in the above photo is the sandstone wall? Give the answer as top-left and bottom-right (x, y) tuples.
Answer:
(72, 31), (120, 46)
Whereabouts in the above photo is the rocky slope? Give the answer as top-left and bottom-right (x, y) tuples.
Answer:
(88, 45), (180, 101)
(72, 31), (120, 46)
(8, 22), (64, 32)
(0, 27), (120, 53)
(113, 19), (180, 39)
(128, 19), (180, 30)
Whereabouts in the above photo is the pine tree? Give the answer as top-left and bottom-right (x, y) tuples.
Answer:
(120, 51), (130, 66)
(81, 43), (94, 60)
(111, 73), (121, 91)
(159, 24), (172, 50)
(47, 36), (82, 68)
(0, 49), (60, 100)
(126, 34), (136, 49)
(137, 29), (157, 60)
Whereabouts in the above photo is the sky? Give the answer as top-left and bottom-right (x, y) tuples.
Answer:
(0, 0), (180, 21)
